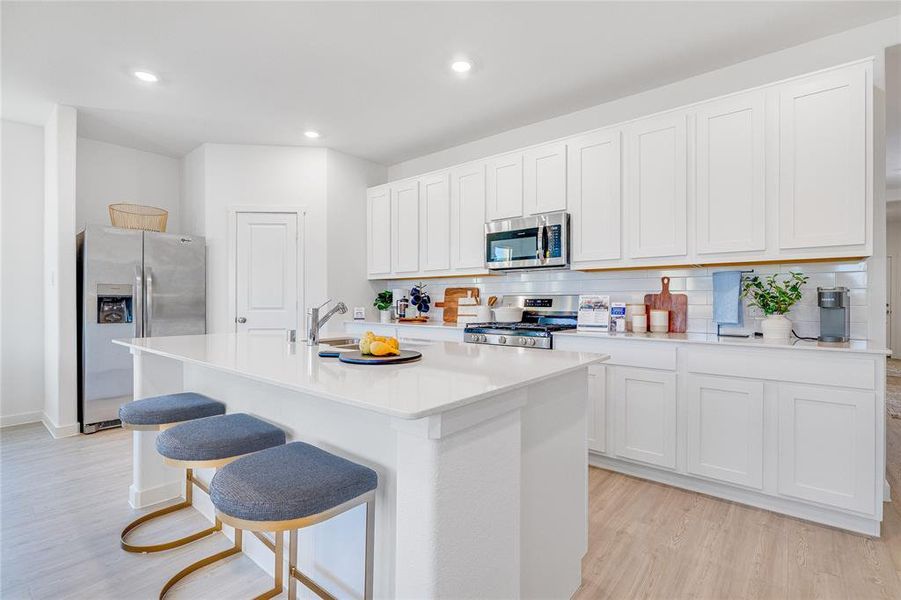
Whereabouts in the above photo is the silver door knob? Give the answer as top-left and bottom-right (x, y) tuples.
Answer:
(237, 317), (247, 323)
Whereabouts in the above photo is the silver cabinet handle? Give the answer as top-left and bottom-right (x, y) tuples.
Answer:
(145, 267), (153, 337)
(237, 317), (247, 324)
(134, 265), (144, 338)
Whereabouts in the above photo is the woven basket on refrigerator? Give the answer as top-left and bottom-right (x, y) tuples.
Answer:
(108, 203), (168, 232)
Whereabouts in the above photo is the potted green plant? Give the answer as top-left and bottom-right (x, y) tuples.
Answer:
(741, 272), (809, 341)
(374, 290), (393, 323)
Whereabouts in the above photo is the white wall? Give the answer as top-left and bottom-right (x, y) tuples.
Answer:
(76, 137), (182, 233)
(180, 144), (206, 236)
(1, 120), (45, 426)
(43, 105), (79, 437)
(325, 149), (387, 329)
(888, 220), (901, 356)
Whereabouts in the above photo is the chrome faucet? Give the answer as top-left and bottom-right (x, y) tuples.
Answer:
(306, 299), (348, 346)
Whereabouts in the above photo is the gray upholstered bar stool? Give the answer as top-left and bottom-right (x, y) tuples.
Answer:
(154, 413), (287, 598)
(118, 392), (226, 553)
(208, 441), (379, 600)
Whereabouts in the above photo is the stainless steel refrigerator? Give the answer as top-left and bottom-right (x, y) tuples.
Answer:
(77, 225), (206, 433)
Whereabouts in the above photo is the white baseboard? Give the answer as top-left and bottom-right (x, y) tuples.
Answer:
(589, 452), (882, 537)
(0, 411), (43, 428)
(129, 481), (183, 509)
(40, 413), (80, 438)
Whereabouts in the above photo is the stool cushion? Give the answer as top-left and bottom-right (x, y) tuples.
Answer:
(210, 442), (378, 522)
(156, 413), (286, 462)
(119, 392), (225, 426)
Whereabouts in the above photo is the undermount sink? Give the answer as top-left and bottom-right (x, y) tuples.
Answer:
(318, 337), (360, 350)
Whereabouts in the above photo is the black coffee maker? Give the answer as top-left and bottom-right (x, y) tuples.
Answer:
(817, 287), (850, 342)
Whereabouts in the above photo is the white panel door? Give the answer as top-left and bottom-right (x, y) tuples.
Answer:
(626, 113), (688, 259)
(779, 65), (867, 250)
(777, 383), (876, 513)
(696, 92), (766, 255)
(419, 172), (451, 273)
(367, 186), (392, 278)
(486, 152), (524, 220)
(567, 130), (622, 264)
(587, 365), (607, 453)
(391, 180), (420, 276)
(235, 212), (298, 334)
(450, 162), (487, 271)
(524, 142), (567, 215)
(613, 367), (677, 468)
(686, 375), (764, 489)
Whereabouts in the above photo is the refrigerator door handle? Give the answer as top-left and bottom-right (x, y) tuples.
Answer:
(145, 267), (153, 338)
(134, 265), (144, 338)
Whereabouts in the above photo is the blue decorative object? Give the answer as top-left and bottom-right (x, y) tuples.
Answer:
(410, 282), (431, 316)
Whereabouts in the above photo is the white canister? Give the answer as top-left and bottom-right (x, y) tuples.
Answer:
(625, 304), (647, 332)
(631, 314), (648, 333)
(474, 305), (492, 322)
(649, 309), (669, 333)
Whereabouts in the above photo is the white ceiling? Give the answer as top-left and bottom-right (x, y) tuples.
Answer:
(2, 1), (899, 166)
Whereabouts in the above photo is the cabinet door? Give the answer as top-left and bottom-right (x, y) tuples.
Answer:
(779, 65), (867, 250)
(367, 186), (392, 278)
(613, 367), (677, 468)
(486, 152), (523, 220)
(696, 92), (766, 255)
(524, 142), (567, 215)
(625, 113), (687, 259)
(686, 375), (764, 489)
(587, 365), (607, 453)
(450, 163), (487, 271)
(391, 180), (420, 276)
(419, 172), (451, 273)
(567, 130), (622, 263)
(777, 383), (875, 513)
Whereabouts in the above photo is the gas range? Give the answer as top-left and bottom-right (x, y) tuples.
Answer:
(463, 295), (578, 350)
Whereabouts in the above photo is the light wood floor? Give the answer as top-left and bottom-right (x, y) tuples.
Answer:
(3, 420), (901, 600)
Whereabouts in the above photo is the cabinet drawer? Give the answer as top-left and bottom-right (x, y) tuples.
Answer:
(683, 348), (875, 390)
(554, 337), (676, 371)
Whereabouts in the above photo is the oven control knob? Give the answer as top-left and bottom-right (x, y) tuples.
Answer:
(498, 336), (507, 344)
(519, 338), (527, 345)
(478, 335), (486, 342)
(528, 339), (536, 346)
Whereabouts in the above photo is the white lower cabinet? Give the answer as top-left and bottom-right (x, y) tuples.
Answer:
(685, 375), (764, 489)
(613, 367), (677, 469)
(777, 383), (876, 513)
(587, 365), (607, 453)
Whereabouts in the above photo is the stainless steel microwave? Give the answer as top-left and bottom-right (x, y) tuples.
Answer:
(485, 211), (570, 271)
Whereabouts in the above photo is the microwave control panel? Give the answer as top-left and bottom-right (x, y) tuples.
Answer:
(546, 225), (563, 258)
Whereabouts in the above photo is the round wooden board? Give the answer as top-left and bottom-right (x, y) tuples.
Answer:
(338, 350), (422, 365)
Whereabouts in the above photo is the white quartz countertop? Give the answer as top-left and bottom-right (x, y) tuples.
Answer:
(114, 334), (607, 420)
(554, 330), (890, 355)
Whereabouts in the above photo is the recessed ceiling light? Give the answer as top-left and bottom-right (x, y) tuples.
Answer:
(451, 60), (472, 73)
(304, 130), (321, 139)
(133, 70), (159, 83)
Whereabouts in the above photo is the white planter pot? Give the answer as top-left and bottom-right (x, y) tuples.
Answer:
(761, 314), (792, 341)
(379, 309), (393, 324)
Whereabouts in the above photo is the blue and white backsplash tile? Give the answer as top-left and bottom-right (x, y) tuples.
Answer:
(385, 261), (869, 339)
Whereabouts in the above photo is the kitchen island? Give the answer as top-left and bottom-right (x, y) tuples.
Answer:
(114, 333), (608, 599)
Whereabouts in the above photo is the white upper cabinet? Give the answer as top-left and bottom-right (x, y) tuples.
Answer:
(625, 112), (688, 259)
(695, 92), (766, 255)
(450, 162), (488, 272)
(524, 142), (567, 215)
(419, 172), (451, 274)
(391, 179), (420, 276)
(778, 64), (868, 251)
(567, 130), (622, 264)
(486, 152), (524, 220)
(367, 186), (392, 278)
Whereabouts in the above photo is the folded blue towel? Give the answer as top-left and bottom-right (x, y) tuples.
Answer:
(712, 271), (744, 326)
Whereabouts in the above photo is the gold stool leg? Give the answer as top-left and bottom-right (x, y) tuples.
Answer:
(121, 469), (221, 553)
(159, 526), (243, 599)
(253, 531), (283, 600)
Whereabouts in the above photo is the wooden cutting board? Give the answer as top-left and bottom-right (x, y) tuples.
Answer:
(643, 277), (688, 333)
(435, 287), (481, 324)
